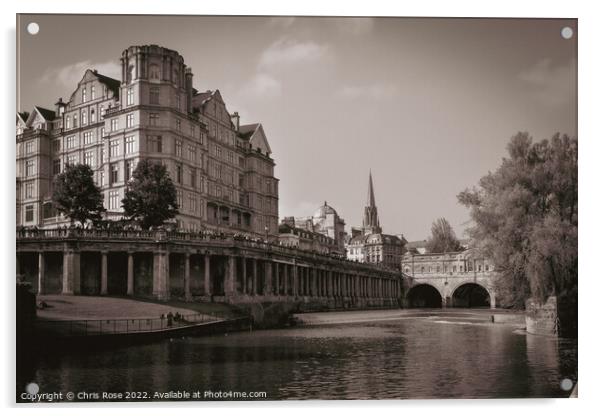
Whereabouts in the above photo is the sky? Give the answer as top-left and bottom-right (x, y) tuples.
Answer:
(16, 15), (577, 241)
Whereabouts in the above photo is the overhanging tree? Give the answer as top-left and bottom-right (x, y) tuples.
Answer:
(457, 132), (577, 310)
(52, 163), (105, 225)
(122, 159), (179, 229)
(425, 217), (463, 253)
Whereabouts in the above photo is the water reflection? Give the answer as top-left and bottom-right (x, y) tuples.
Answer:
(28, 317), (576, 400)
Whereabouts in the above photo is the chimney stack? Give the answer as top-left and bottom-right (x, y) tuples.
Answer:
(185, 68), (193, 114)
(54, 97), (66, 116)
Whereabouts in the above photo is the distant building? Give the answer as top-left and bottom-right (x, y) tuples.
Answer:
(278, 222), (339, 255)
(346, 172), (404, 270)
(16, 45), (279, 237)
(280, 201), (347, 254)
(405, 238), (470, 255)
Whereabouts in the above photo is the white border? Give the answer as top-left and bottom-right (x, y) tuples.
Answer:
(2, 0), (601, 414)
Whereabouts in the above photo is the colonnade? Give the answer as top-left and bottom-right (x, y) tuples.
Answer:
(19, 245), (403, 308)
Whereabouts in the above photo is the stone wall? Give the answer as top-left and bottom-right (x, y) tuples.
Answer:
(526, 296), (558, 336)
(526, 294), (577, 338)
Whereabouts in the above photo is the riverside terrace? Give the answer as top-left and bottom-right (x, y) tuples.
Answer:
(16, 227), (403, 310)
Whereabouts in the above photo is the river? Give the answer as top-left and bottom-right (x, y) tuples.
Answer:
(20, 310), (577, 401)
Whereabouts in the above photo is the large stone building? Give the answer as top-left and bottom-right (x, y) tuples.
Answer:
(346, 172), (404, 270)
(16, 45), (279, 238)
(280, 201), (346, 254)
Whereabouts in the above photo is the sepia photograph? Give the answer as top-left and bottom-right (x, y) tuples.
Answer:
(14, 13), (578, 403)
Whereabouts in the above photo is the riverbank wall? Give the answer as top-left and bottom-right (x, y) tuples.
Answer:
(31, 316), (251, 352)
(526, 294), (577, 338)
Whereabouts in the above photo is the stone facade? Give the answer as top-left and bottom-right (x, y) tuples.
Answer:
(278, 222), (339, 255)
(16, 45), (279, 238)
(401, 248), (497, 308)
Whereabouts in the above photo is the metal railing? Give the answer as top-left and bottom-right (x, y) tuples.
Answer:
(35, 311), (232, 337)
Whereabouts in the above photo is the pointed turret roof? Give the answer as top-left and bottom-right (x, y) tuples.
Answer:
(367, 170), (376, 208)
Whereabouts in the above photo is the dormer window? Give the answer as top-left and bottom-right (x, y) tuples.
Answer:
(82, 87), (86, 103)
(91, 85), (95, 100)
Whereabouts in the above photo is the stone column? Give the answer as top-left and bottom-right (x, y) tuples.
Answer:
(316, 268), (321, 297)
(283, 264), (289, 296)
(127, 252), (134, 296)
(204, 254), (211, 296)
(101, 251), (108, 295)
(225, 255), (236, 296)
(153, 251), (169, 300)
(252, 258), (258, 295)
(62, 249), (80, 295)
(242, 257), (247, 294)
(37, 252), (45, 295)
(292, 264), (298, 297)
(302, 267), (309, 296)
(265, 261), (273, 295)
(274, 263), (280, 295)
(490, 291), (496, 309)
(184, 252), (191, 301)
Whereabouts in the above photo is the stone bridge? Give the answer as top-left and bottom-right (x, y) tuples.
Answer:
(16, 227), (403, 312)
(401, 250), (498, 308)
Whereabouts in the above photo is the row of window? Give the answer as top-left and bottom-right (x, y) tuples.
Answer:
(65, 106), (106, 130)
(406, 263), (491, 273)
(80, 84), (110, 103)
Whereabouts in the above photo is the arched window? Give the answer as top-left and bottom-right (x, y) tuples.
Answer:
(90, 109), (95, 123)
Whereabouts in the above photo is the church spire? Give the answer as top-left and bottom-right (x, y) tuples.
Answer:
(367, 170), (376, 208)
(362, 170), (382, 235)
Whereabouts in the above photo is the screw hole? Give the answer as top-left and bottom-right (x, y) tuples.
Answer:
(561, 27), (573, 40)
(27, 22), (40, 35)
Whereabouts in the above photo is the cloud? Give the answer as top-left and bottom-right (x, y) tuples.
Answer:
(279, 200), (321, 220)
(518, 58), (576, 106)
(258, 38), (328, 70)
(268, 17), (296, 28)
(335, 18), (375, 36)
(39, 60), (121, 89)
(337, 83), (399, 100)
(240, 73), (282, 98)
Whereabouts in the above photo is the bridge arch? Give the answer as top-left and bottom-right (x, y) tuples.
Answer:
(451, 282), (491, 308)
(406, 284), (443, 308)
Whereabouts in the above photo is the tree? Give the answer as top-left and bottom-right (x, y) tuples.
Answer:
(425, 217), (463, 253)
(52, 163), (105, 225)
(122, 159), (179, 229)
(457, 132), (577, 310)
